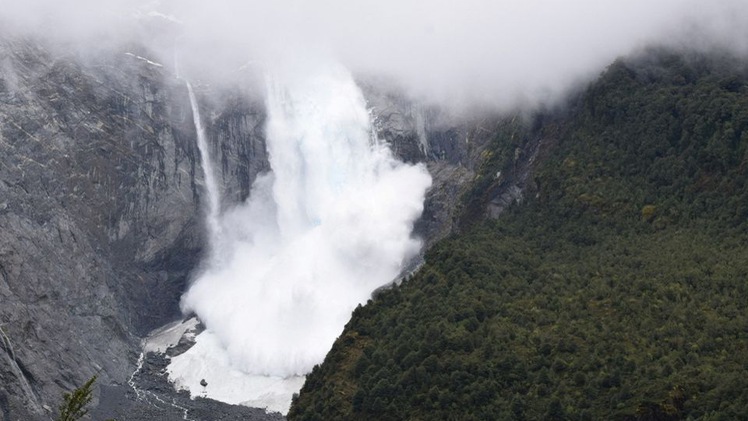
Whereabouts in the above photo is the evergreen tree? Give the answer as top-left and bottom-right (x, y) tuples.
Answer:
(57, 376), (96, 421)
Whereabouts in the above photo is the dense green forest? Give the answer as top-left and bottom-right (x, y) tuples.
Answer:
(288, 49), (748, 420)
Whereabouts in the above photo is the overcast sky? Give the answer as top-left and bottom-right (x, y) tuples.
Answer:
(2, 0), (747, 109)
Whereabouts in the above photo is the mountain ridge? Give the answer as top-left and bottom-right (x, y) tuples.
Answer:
(288, 47), (748, 421)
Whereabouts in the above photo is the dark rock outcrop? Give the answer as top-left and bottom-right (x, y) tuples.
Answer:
(361, 80), (502, 246)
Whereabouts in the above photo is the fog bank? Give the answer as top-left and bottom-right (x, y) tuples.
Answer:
(3, 0), (747, 110)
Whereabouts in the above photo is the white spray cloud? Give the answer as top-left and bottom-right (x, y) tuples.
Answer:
(180, 59), (431, 377)
(168, 59), (430, 413)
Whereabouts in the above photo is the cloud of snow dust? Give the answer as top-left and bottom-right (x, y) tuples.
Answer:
(180, 59), (431, 377)
(167, 58), (431, 412)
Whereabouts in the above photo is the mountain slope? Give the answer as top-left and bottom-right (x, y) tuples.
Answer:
(288, 49), (748, 420)
(0, 34), (505, 419)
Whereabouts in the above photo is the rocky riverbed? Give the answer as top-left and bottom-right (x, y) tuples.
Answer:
(92, 318), (285, 421)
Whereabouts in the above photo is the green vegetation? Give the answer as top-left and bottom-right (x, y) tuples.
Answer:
(289, 49), (748, 420)
(57, 376), (97, 421)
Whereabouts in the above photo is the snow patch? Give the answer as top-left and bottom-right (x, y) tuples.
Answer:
(144, 317), (199, 354)
(125, 52), (163, 68)
(167, 331), (305, 415)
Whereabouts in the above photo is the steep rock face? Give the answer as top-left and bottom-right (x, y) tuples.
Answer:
(0, 36), (266, 420)
(0, 36), (506, 420)
(362, 81), (507, 246)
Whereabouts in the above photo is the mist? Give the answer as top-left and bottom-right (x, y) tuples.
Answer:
(167, 59), (431, 412)
(4, 0), (748, 414)
(181, 60), (431, 376)
(3, 0), (747, 110)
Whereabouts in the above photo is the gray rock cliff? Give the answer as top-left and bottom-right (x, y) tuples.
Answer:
(0, 36), (267, 420)
(0, 36), (511, 420)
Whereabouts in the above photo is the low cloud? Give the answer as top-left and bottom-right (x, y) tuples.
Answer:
(5, 0), (747, 110)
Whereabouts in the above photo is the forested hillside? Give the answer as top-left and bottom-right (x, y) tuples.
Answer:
(288, 49), (748, 420)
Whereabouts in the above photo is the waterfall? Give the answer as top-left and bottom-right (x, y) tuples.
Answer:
(185, 81), (221, 243)
(414, 105), (430, 157)
(0, 326), (41, 414)
(170, 60), (432, 414)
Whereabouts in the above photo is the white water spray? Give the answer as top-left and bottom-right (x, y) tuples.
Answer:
(170, 60), (431, 413)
